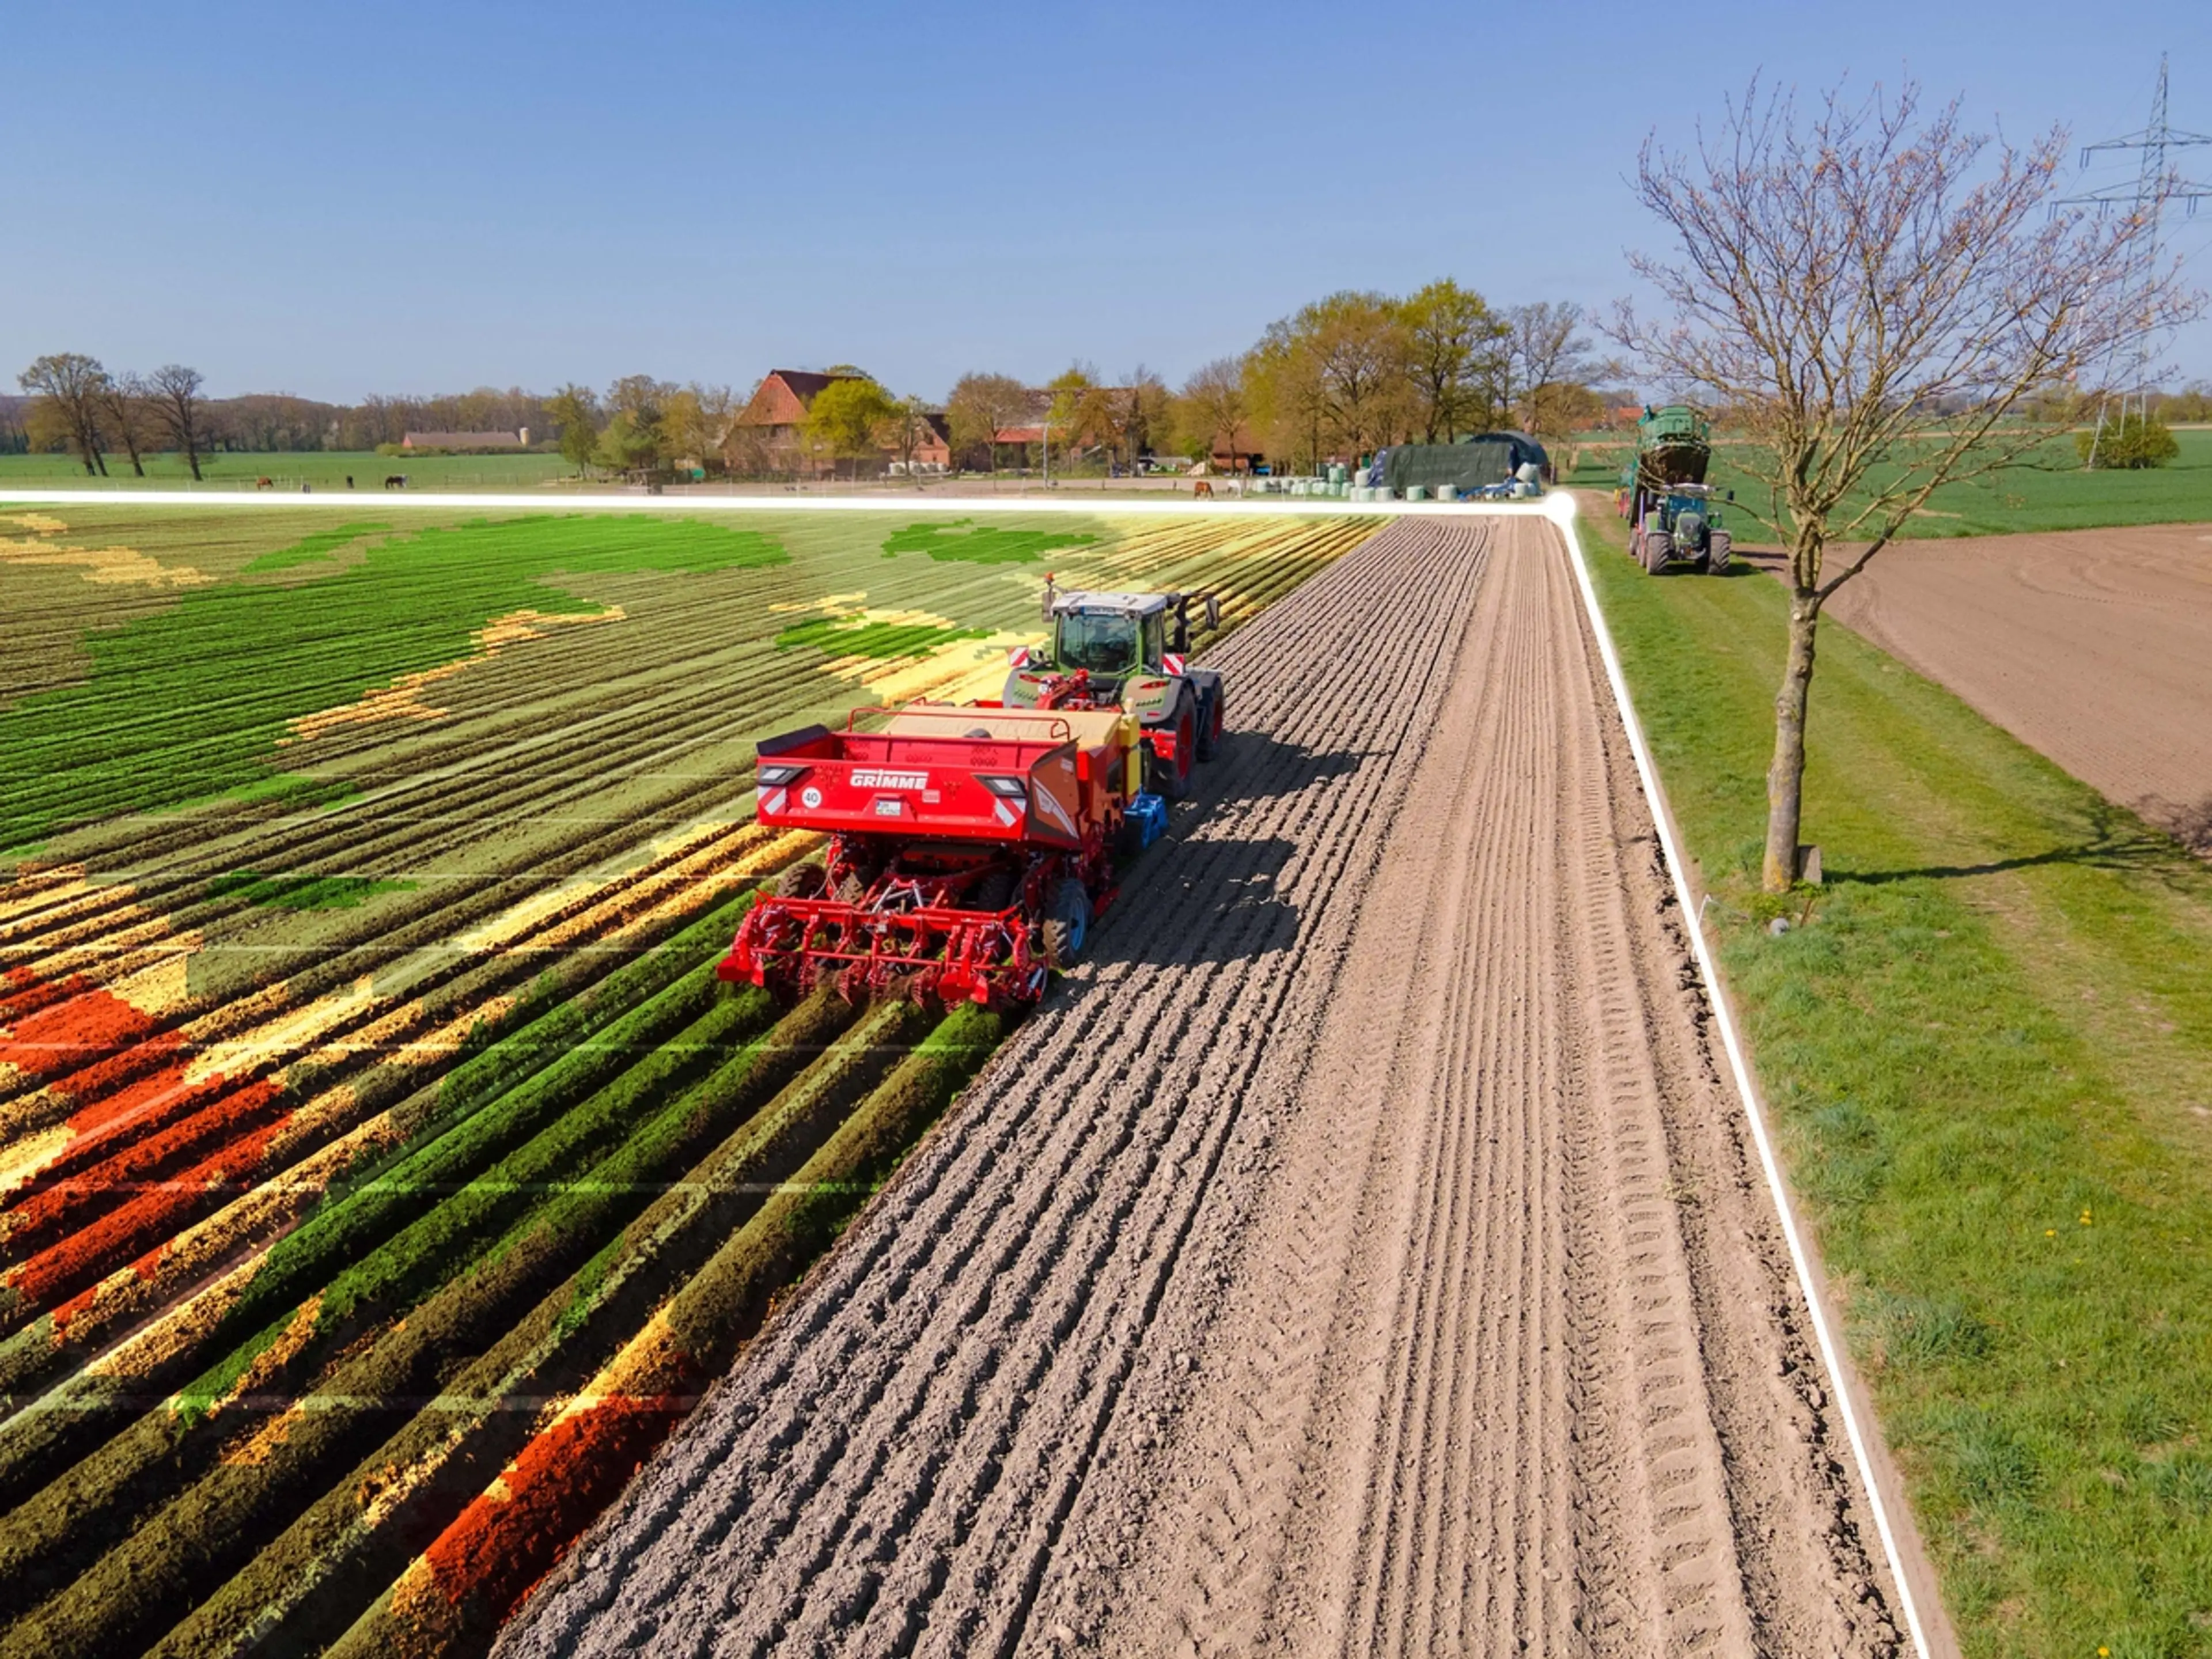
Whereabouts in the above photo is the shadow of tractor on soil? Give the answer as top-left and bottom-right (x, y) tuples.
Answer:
(1047, 733), (1373, 974)
(1199, 730), (1370, 808)
(1093, 833), (1304, 969)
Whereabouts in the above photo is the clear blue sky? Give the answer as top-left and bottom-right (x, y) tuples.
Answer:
(5, 0), (2208, 403)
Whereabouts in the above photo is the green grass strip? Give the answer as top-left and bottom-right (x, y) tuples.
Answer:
(772, 616), (988, 659)
(240, 522), (392, 574)
(206, 870), (414, 910)
(176, 959), (752, 1423)
(880, 517), (1097, 563)
(1577, 506), (2212, 1657)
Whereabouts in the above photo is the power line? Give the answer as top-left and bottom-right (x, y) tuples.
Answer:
(2058, 52), (2212, 463)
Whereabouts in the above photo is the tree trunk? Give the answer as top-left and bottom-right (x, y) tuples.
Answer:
(1762, 586), (1821, 891)
(185, 436), (202, 482)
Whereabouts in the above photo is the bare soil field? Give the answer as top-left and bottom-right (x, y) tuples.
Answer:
(503, 518), (1902, 1657)
(1795, 524), (2212, 852)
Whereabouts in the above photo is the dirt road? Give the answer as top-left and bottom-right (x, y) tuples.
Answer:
(499, 517), (1901, 1658)
(1811, 524), (2212, 852)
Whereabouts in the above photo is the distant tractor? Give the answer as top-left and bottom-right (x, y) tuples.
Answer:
(1618, 404), (1734, 575)
(717, 581), (1226, 1008)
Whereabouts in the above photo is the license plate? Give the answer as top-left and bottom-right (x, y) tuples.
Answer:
(873, 797), (904, 817)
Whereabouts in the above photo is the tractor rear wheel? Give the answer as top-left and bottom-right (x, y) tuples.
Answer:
(1707, 530), (1733, 574)
(1042, 877), (1091, 969)
(1195, 689), (1223, 762)
(772, 862), (826, 899)
(1642, 529), (1672, 574)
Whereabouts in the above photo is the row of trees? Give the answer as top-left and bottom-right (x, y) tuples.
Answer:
(931, 288), (1607, 480)
(542, 378), (737, 476)
(1, 364), (602, 472)
(13, 356), (218, 479)
(1232, 285), (1600, 472)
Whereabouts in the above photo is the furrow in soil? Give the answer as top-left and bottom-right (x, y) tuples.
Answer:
(499, 517), (1897, 1659)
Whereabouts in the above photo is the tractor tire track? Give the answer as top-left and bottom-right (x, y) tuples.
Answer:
(497, 517), (1483, 1657)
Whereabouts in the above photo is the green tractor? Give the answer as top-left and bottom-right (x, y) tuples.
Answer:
(1000, 581), (1226, 801)
(1617, 404), (1734, 574)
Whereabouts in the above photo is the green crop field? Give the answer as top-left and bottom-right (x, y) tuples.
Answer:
(1566, 426), (2212, 540)
(1577, 505), (2212, 1658)
(0, 501), (1380, 1658)
(0, 450), (577, 491)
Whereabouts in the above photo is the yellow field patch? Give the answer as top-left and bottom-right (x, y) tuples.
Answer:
(828, 628), (1033, 707)
(0, 1124), (71, 1192)
(2, 512), (71, 534)
(185, 976), (376, 1086)
(779, 597), (1032, 709)
(285, 605), (627, 743)
(0, 532), (210, 588)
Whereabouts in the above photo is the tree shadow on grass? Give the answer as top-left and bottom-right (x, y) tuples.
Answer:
(1835, 800), (2210, 892)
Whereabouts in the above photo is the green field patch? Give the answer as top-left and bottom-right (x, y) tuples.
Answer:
(162, 773), (362, 816)
(208, 870), (415, 910)
(0, 515), (789, 850)
(241, 521), (394, 574)
(880, 518), (1097, 564)
(1577, 507), (2212, 1657)
(775, 616), (988, 658)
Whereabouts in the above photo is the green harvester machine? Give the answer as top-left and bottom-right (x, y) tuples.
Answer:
(1616, 405), (1733, 574)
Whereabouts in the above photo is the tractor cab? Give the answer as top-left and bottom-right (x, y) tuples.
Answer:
(999, 579), (1227, 801)
(1024, 584), (1220, 693)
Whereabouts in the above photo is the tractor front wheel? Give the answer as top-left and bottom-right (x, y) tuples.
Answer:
(1707, 530), (1733, 574)
(1642, 529), (1672, 574)
(1042, 877), (1092, 969)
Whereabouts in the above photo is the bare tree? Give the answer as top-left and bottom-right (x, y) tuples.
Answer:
(1503, 302), (1591, 423)
(97, 372), (153, 476)
(886, 394), (934, 475)
(945, 372), (1031, 475)
(149, 365), (207, 480)
(1615, 77), (2199, 891)
(1108, 366), (1171, 472)
(18, 353), (110, 476)
(1179, 357), (1251, 469)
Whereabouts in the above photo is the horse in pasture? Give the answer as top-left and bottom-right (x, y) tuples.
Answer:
(1192, 479), (1214, 499)
(255, 477), (274, 490)
(384, 475), (407, 490)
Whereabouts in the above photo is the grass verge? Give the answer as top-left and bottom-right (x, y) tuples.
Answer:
(1575, 502), (2212, 1658)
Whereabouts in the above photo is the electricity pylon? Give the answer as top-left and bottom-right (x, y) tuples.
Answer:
(2060, 54), (2212, 465)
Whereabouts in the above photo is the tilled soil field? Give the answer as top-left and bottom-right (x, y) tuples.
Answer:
(1783, 523), (2212, 853)
(504, 517), (1902, 1658)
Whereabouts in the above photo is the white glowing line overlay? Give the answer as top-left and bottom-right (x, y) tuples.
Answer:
(1545, 490), (1932, 1659)
(0, 487), (1556, 517)
(0, 482), (1933, 1649)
